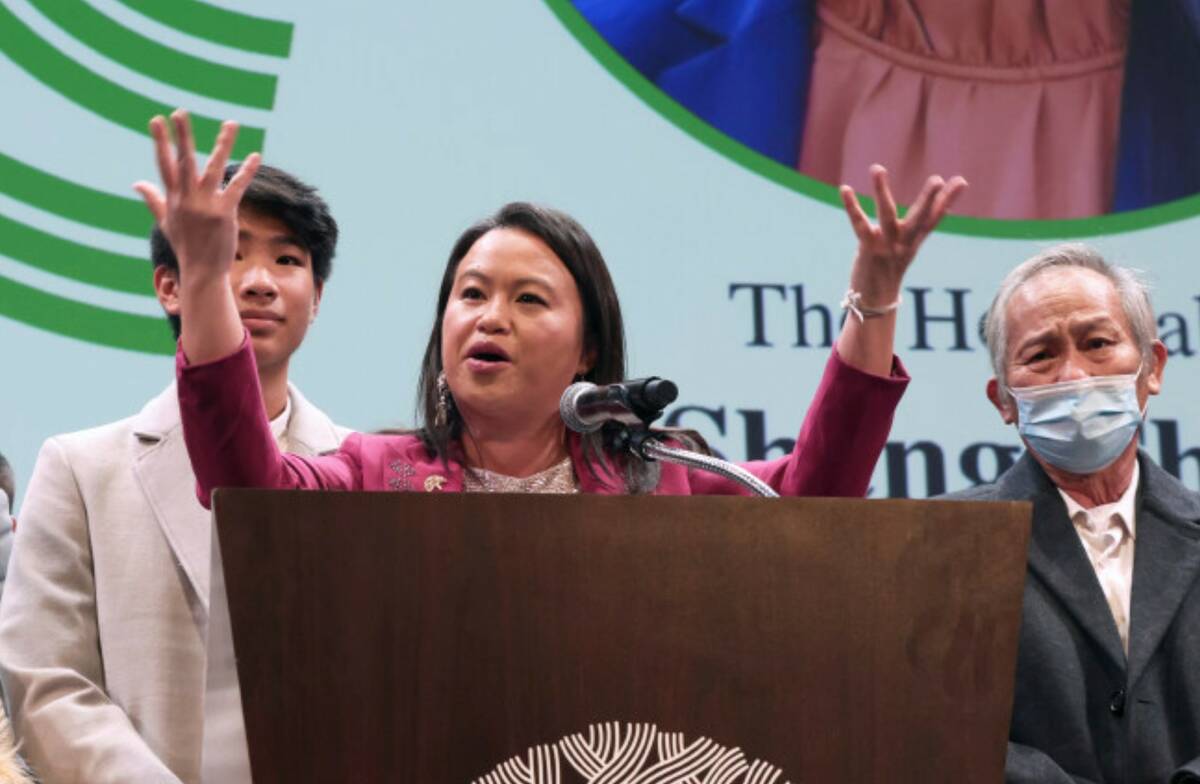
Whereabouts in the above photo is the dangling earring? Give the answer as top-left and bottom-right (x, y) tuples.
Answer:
(434, 371), (451, 428)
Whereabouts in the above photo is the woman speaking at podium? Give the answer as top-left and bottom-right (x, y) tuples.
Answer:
(137, 111), (964, 500)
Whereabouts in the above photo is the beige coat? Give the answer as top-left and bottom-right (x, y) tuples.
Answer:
(0, 384), (348, 783)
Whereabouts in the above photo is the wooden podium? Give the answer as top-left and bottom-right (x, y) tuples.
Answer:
(213, 491), (1031, 783)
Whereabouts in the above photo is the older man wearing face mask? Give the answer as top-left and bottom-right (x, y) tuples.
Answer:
(947, 244), (1200, 784)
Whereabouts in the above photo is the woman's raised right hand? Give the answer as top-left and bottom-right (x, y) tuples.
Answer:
(133, 109), (259, 362)
(133, 110), (260, 284)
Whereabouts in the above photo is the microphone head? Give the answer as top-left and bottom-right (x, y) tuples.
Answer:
(639, 378), (678, 411)
(559, 381), (602, 433)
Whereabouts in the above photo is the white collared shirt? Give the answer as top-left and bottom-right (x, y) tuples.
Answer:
(202, 397), (293, 783)
(268, 394), (293, 453)
(1058, 461), (1139, 655)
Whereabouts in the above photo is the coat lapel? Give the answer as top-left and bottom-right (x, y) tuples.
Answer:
(130, 384), (213, 614)
(129, 383), (350, 624)
(1126, 456), (1200, 686)
(285, 383), (349, 455)
(1003, 454), (1128, 671)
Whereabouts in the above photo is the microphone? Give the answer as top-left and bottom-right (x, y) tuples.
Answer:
(559, 377), (679, 433)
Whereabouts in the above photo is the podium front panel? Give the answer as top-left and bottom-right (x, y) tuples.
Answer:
(214, 491), (1030, 783)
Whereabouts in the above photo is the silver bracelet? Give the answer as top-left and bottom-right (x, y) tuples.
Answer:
(840, 289), (902, 323)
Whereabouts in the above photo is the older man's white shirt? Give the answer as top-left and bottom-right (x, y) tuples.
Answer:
(1057, 461), (1139, 655)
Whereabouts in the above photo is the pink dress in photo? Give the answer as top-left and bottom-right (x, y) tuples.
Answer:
(799, 0), (1131, 219)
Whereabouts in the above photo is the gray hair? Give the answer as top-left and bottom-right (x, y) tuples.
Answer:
(982, 243), (1157, 395)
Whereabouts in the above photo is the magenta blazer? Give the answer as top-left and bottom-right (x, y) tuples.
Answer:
(177, 338), (908, 506)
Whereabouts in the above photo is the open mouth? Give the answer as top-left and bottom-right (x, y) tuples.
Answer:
(465, 343), (512, 371)
(467, 342), (511, 363)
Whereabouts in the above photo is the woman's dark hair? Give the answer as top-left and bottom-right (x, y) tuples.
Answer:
(415, 202), (641, 486)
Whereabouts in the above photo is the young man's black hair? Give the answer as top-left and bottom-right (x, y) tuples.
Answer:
(150, 163), (338, 338)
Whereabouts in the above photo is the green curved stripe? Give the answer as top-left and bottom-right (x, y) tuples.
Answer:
(938, 191), (1200, 239)
(0, 272), (172, 354)
(113, 0), (292, 58)
(543, 0), (1200, 239)
(0, 212), (152, 295)
(0, 1), (264, 158)
(29, 0), (278, 109)
(0, 151), (152, 237)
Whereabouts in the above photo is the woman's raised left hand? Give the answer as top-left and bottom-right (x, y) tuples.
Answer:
(840, 164), (967, 306)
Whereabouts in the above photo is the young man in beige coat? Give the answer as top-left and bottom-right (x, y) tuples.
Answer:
(0, 118), (350, 783)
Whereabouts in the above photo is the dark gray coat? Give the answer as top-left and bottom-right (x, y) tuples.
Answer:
(947, 452), (1200, 783)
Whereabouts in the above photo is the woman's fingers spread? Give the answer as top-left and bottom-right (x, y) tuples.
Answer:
(871, 164), (899, 240)
(222, 152), (261, 204)
(148, 116), (177, 193)
(201, 121), (239, 190)
(903, 175), (943, 234)
(926, 176), (969, 230)
(171, 109), (197, 191)
(921, 177), (969, 235)
(132, 181), (167, 225)
(840, 184), (873, 239)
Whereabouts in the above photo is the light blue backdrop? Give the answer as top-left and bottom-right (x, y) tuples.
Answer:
(3, 0), (1199, 509)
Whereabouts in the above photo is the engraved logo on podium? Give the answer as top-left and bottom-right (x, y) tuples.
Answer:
(475, 721), (789, 784)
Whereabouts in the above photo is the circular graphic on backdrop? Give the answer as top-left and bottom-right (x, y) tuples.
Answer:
(0, 0), (293, 354)
(548, 0), (1200, 238)
(474, 722), (789, 784)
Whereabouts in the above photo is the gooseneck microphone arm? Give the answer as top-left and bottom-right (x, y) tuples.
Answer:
(559, 379), (781, 498)
(622, 430), (780, 498)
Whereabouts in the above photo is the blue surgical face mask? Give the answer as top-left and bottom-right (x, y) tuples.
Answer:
(1008, 367), (1143, 474)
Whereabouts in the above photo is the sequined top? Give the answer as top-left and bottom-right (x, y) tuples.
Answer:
(462, 457), (580, 494)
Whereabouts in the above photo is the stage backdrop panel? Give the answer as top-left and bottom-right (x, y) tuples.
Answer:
(3, 0), (1200, 503)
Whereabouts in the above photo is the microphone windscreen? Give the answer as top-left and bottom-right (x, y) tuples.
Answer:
(559, 382), (602, 433)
